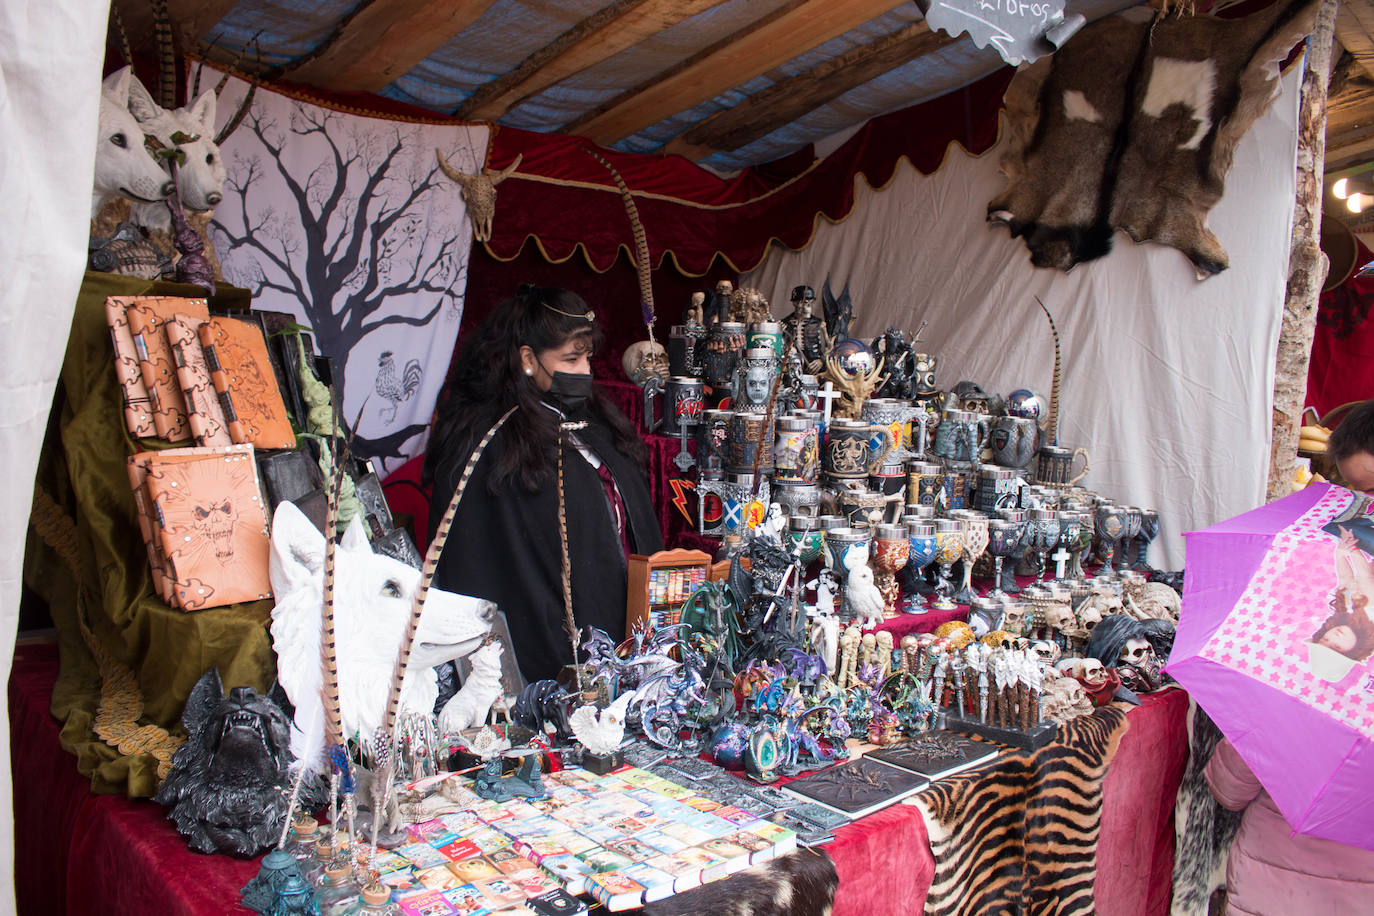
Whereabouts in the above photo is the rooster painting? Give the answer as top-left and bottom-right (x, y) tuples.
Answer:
(375, 351), (422, 424)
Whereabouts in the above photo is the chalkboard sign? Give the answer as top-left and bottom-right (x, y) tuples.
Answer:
(914, 0), (1085, 66)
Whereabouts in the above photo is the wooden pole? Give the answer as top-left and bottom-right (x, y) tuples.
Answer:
(1268, 0), (1338, 502)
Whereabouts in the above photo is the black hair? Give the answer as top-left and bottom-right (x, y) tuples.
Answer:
(1311, 588), (1374, 662)
(1084, 614), (1147, 666)
(423, 285), (646, 492)
(1329, 400), (1374, 462)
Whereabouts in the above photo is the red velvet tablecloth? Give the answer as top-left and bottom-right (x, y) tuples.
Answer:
(10, 641), (1188, 916)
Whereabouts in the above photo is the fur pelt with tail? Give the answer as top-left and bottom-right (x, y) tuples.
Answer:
(642, 848), (838, 916)
(1170, 700), (1242, 916)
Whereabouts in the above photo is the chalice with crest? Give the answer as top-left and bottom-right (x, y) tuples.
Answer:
(871, 524), (910, 619)
(904, 519), (938, 613)
(1026, 508), (1061, 583)
(931, 519), (964, 610)
(985, 519), (1023, 601)
(950, 511), (989, 606)
(1119, 506), (1144, 570)
(1052, 510), (1082, 583)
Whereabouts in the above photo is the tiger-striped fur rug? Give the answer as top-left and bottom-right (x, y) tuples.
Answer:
(907, 706), (1131, 916)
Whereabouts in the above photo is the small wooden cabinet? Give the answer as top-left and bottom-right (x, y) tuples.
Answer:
(625, 548), (713, 634)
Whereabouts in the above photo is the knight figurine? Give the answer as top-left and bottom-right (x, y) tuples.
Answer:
(872, 327), (918, 400)
(784, 285), (825, 372)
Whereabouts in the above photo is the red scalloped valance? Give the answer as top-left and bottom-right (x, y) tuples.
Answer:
(483, 68), (1013, 277)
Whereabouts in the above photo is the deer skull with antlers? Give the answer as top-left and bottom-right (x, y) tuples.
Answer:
(436, 150), (523, 242)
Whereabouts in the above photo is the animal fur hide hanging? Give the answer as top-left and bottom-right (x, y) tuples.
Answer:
(909, 705), (1130, 916)
(988, 0), (1317, 277)
(1169, 700), (1242, 916)
(641, 848), (838, 916)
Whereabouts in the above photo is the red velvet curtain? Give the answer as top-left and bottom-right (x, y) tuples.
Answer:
(1307, 238), (1374, 419)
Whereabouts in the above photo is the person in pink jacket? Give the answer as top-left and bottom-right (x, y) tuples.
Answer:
(1204, 737), (1374, 915)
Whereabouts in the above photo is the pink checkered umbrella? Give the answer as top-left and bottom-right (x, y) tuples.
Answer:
(1167, 483), (1374, 852)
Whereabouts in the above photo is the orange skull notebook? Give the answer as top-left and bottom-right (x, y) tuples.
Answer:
(105, 297), (157, 439)
(165, 314), (233, 447)
(144, 445), (271, 610)
(124, 296), (210, 442)
(197, 316), (297, 450)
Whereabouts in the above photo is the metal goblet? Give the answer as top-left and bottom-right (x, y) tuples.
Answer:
(785, 515), (824, 566)
(871, 524), (911, 619)
(931, 519), (964, 611)
(1067, 510), (1095, 581)
(1051, 510), (1082, 583)
(1120, 506), (1143, 570)
(1026, 508), (1061, 583)
(950, 511), (989, 606)
(1131, 509), (1160, 572)
(985, 520), (1023, 602)
(1093, 503), (1126, 578)
(904, 520), (938, 613)
(996, 507), (1030, 594)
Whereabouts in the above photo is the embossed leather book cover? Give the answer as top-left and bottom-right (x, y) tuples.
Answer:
(198, 316), (297, 450)
(124, 295), (210, 441)
(781, 757), (928, 819)
(865, 730), (999, 780)
(138, 447), (265, 612)
(126, 455), (174, 604)
(105, 297), (158, 439)
(165, 314), (233, 447)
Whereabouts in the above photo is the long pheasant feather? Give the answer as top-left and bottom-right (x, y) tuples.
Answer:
(1034, 296), (1062, 446)
(584, 146), (655, 343)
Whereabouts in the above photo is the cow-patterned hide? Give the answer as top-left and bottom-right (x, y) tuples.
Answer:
(988, 0), (1316, 277)
(908, 705), (1130, 916)
(641, 848), (838, 916)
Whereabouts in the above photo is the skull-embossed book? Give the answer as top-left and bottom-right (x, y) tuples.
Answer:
(198, 316), (297, 450)
(105, 297), (157, 439)
(864, 730), (1000, 780)
(123, 295), (210, 441)
(165, 314), (233, 447)
(143, 445), (272, 610)
(781, 757), (929, 819)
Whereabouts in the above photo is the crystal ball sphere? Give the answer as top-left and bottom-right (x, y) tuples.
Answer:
(1007, 389), (1047, 423)
(831, 337), (875, 377)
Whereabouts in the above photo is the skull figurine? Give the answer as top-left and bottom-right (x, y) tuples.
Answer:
(1043, 601), (1075, 634)
(1040, 672), (1094, 724)
(1029, 639), (1061, 667)
(622, 339), (669, 387)
(1116, 636), (1162, 693)
(1001, 602), (1028, 637)
(1076, 602), (1103, 637)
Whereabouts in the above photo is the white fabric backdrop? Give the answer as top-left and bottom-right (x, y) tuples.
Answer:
(212, 71), (489, 475)
(0, 2), (112, 913)
(746, 68), (1302, 570)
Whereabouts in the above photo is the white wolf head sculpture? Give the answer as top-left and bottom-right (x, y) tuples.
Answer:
(268, 502), (494, 771)
(93, 67), (175, 219)
(125, 75), (227, 230)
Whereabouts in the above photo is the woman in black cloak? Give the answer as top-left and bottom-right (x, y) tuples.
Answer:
(423, 285), (663, 681)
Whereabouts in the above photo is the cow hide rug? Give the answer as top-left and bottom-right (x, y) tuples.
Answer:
(908, 705), (1130, 916)
(641, 848), (838, 916)
(988, 0), (1316, 277)
(1169, 699), (1242, 916)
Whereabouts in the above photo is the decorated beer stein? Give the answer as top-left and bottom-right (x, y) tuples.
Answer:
(824, 419), (895, 480)
(932, 409), (988, 466)
(667, 322), (706, 378)
(746, 321), (784, 360)
(702, 321), (746, 392)
(774, 479), (821, 519)
(1034, 445), (1090, 488)
(862, 398), (920, 460)
(773, 415), (820, 483)
(719, 473), (769, 534)
(697, 408), (732, 476)
(972, 466), (1020, 513)
(661, 376), (705, 437)
(784, 515), (824, 565)
(726, 411), (773, 474)
(906, 460), (944, 508)
(836, 485), (892, 529)
(990, 415), (1040, 470)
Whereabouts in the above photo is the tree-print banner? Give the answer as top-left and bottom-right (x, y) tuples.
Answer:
(209, 68), (489, 475)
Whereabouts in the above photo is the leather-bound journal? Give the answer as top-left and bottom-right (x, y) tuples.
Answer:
(105, 297), (159, 439)
(129, 443), (256, 609)
(165, 314), (233, 447)
(144, 445), (272, 610)
(124, 295), (210, 441)
(198, 316), (297, 450)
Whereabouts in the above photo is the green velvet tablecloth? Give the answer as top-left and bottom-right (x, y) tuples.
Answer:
(25, 271), (277, 797)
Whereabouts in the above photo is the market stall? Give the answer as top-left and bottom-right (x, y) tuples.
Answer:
(6, 0), (1349, 914)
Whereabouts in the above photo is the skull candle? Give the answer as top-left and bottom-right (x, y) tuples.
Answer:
(1116, 636), (1162, 693)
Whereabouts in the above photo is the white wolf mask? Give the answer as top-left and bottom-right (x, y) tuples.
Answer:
(269, 501), (494, 771)
(93, 67), (174, 219)
(125, 75), (227, 229)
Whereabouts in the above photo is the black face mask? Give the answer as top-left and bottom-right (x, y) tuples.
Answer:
(547, 370), (593, 413)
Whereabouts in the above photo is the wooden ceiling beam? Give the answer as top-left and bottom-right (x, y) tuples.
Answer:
(664, 19), (956, 160)
(289, 0), (500, 93)
(169, 0), (240, 49)
(1336, 1), (1374, 83)
(457, 0), (728, 121)
(568, 0), (912, 145)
